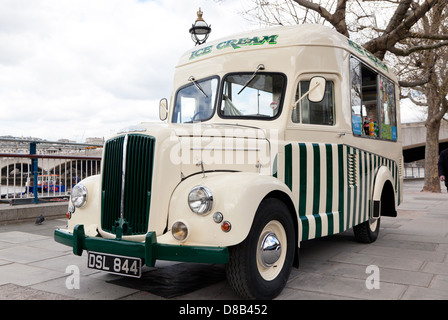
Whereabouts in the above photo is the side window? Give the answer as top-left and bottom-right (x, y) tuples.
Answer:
(292, 80), (335, 125)
(379, 76), (397, 140)
(350, 56), (397, 140)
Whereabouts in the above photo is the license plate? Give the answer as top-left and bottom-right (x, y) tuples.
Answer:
(87, 251), (142, 278)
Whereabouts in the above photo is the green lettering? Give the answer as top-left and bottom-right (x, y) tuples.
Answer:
(249, 36), (262, 45)
(229, 39), (240, 49)
(216, 40), (228, 50)
(237, 37), (252, 46)
(189, 45), (213, 60)
(348, 39), (364, 55)
(261, 35), (278, 44)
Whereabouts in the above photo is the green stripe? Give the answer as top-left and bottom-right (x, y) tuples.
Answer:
(298, 143), (307, 217)
(338, 144), (344, 232)
(312, 144), (322, 238)
(325, 144), (333, 214)
(293, 142), (400, 242)
(285, 144), (292, 191)
(300, 216), (309, 241)
(327, 211), (334, 235)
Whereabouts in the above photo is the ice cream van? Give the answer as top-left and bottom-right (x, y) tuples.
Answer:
(54, 24), (403, 300)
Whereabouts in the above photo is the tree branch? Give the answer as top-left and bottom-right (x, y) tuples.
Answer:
(390, 40), (448, 56)
(408, 32), (448, 41)
(399, 78), (430, 88)
(363, 0), (440, 59)
(293, 0), (349, 36)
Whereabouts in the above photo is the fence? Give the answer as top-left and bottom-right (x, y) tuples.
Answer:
(0, 138), (102, 204)
(404, 166), (425, 179)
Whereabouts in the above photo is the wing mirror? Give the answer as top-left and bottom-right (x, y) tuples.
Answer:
(159, 98), (168, 121)
(308, 76), (326, 103)
(293, 76), (327, 108)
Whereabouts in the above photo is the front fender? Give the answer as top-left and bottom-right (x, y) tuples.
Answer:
(67, 174), (101, 236)
(161, 172), (295, 247)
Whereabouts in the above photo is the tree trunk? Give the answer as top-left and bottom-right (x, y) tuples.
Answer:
(422, 120), (441, 192)
(422, 90), (442, 192)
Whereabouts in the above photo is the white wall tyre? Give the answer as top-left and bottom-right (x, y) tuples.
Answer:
(226, 198), (295, 300)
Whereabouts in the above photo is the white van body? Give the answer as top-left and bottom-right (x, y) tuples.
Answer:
(55, 24), (403, 299)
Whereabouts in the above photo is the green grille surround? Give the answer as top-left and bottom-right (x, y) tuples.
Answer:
(101, 134), (155, 236)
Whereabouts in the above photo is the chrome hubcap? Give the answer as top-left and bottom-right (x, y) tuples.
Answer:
(259, 232), (282, 267)
(256, 220), (287, 281)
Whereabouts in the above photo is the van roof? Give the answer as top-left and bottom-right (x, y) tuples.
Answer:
(177, 24), (393, 78)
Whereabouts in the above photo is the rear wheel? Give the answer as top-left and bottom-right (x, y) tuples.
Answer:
(353, 217), (380, 243)
(226, 198), (295, 300)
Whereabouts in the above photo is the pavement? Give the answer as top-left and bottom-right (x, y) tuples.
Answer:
(0, 178), (447, 301)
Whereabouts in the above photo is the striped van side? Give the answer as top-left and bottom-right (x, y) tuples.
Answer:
(284, 143), (399, 242)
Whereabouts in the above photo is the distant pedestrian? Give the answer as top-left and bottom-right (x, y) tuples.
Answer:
(438, 148), (448, 192)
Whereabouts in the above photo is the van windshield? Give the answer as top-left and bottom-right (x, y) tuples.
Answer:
(219, 73), (285, 119)
(172, 77), (219, 123)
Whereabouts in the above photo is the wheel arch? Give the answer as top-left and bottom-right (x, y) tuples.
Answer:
(372, 166), (397, 218)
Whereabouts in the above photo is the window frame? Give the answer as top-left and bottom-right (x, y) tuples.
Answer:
(217, 72), (287, 121)
(171, 75), (220, 124)
(349, 55), (398, 142)
(292, 79), (336, 126)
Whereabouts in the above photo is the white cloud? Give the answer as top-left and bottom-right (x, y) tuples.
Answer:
(0, 0), (255, 142)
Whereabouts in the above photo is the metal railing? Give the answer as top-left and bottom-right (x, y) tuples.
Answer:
(0, 138), (102, 204)
(404, 166), (425, 179)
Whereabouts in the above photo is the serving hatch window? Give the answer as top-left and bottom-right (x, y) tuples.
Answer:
(350, 56), (397, 140)
(219, 73), (285, 119)
(172, 76), (219, 123)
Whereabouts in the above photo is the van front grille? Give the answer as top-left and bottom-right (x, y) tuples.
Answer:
(101, 134), (155, 236)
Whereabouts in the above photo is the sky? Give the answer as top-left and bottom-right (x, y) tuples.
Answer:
(0, 0), (424, 143)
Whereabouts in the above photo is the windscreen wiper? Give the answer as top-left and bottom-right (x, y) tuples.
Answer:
(188, 76), (208, 97)
(238, 64), (265, 95)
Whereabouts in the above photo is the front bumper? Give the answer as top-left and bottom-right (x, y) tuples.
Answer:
(54, 224), (229, 267)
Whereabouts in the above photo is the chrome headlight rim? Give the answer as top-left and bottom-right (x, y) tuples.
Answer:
(71, 183), (87, 208)
(188, 185), (213, 215)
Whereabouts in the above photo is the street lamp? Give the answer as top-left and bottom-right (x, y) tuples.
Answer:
(189, 8), (211, 46)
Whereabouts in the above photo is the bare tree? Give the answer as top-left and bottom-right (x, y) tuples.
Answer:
(399, 1), (448, 192)
(233, 0), (448, 192)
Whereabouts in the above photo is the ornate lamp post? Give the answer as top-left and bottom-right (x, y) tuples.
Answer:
(189, 8), (211, 46)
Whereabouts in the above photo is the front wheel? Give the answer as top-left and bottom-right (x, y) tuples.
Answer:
(226, 198), (295, 300)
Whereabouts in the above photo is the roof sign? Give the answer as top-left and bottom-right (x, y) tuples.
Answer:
(189, 35), (279, 60)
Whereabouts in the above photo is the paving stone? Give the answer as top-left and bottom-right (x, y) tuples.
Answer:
(0, 263), (66, 286)
(31, 275), (140, 300)
(0, 245), (64, 264)
(330, 251), (425, 271)
(0, 231), (49, 244)
(299, 259), (433, 287)
(360, 245), (446, 263)
(0, 283), (73, 300)
(401, 286), (448, 300)
(286, 272), (406, 300)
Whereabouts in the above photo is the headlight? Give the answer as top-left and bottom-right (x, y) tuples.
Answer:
(188, 186), (213, 215)
(71, 183), (87, 208)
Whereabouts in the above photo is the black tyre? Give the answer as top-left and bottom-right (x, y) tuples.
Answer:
(353, 217), (380, 243)
(226, 198), (295, 300)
